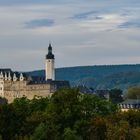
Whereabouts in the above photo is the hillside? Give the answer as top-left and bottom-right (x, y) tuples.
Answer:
(26, 64), (140, 90)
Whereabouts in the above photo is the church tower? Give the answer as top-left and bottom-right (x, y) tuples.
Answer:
(45, 44), (55, 81)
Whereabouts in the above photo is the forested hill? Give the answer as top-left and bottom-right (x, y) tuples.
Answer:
(27, 64), (140, 90)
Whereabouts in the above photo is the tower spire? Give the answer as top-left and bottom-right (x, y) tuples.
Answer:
(46, 43), (54, 59)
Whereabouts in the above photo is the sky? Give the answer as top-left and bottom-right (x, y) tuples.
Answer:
(0, 0), (140, 71)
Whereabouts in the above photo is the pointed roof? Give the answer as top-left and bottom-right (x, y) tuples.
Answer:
(48, 43), (52, 50)
(46, 43), (54, 59)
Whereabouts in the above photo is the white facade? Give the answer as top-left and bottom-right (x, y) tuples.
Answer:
(45, 44), (55, 81)
(46, 59), (55, 81)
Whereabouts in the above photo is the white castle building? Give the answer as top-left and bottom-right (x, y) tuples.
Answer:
(0, 44), (69, 103)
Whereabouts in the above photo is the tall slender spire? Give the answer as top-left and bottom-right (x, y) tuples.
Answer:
(46, 43), (54, 59)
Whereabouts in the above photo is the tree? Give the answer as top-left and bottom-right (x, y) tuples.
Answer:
(0, 97), (7, 105)
(81, 94), (117, 118)
(45, 88), (82, 139)
(0, 135), (2, 140)
(29, 97), (49, 112)
(0, 104), (15, 140)
(109, 88), (123, 103)
(31, 123), (46, 140)
(106, 120), (140, 140)
(0, 88), (124, 140)
(127, 87), (140, 99)
(106, 110), (140, 140)
(89, 117), (107, 140)
(45, 88), (118, 139)
(106, 120), (130, 140)
(12, 97), (31, 136)
(63, 128), (82, 140)
(130, 127), (140, 140)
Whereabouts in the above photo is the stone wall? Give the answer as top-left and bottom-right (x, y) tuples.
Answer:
(0, 79), (4, 97)
(3, 81), (53, 103)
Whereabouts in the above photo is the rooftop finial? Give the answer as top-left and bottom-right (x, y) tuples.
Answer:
(48, 42), (52, 50)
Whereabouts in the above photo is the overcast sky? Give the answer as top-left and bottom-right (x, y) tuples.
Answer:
(0, 0), (140, 71)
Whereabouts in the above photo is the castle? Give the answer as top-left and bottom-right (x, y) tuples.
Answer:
(0, 44), (69, 103)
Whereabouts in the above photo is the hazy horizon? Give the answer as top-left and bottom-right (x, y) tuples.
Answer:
(1, 63), (140, 72)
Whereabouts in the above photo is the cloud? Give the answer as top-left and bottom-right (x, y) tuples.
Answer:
(0, 0), (76, 6)
(0, 0), (48, 5)
(24, 19), (55, 28)
(0, 0), (140, 71)
(118, 20), (140, 28)
(71, 11), (99, 19)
